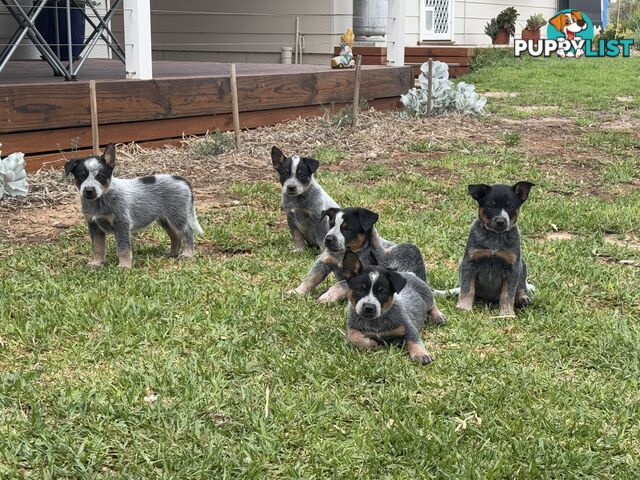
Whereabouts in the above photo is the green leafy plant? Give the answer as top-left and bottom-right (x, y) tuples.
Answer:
(484, 18), (501, 41)
(525, 13), (547, 31)
(496, 7), (520, 36)
(595, 23), (635, 41)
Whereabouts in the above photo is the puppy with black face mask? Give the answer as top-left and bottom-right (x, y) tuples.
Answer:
(271, 146), (339, 252)
(64, 143), (203, 268)
(288, 207), (435, 305)
(342, 251), (443, 365)
(456, 181), (535, 316)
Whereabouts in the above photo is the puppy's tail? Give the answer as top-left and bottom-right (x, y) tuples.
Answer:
(432, 284), (536, 297)
(189, 203), (204, 236)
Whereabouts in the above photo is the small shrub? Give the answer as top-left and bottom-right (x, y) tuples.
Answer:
(189, 132), (235, 156)
(525, 13), (547, 31)
(322, 99), (369, 128)
(496, 7), (519, 36)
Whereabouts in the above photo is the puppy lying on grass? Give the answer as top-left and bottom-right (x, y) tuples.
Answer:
(341, 250), (444, 365)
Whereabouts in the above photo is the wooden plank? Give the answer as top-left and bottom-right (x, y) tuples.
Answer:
(1, 66), (410, 133)
(334, 46), (387, 56)
(405, 46), (474, 56)
(22, 97), (402, 171)
(405, 56), (470, 66)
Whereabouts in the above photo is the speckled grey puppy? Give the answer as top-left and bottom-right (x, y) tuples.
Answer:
(271, 146), (339, 252)
(342, 251), (444, 365)
(64, 144), (203, 268)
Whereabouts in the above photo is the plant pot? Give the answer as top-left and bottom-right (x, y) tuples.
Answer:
(522, 28), (540, 42)
(493, 29), (510, 45)
(34, 0), (85, 61)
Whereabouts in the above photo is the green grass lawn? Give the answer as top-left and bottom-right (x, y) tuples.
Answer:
(1, 57), (640, 478)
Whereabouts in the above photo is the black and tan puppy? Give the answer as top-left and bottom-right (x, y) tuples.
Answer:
(289, 207), (428, 302)
(456, 181), (534, 316)
(342, 251), (443, 365)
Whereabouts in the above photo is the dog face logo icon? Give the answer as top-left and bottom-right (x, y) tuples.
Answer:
(547, 9), (594, 58)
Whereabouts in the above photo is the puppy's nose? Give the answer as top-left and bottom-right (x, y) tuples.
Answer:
(577, 19), (585, 27)
(325, 235), (336, 246)
(84, 187), (96, 199)
(362, 303), (377, 316)
(494, 218), (507, 228)
(286, 185), (297, 193)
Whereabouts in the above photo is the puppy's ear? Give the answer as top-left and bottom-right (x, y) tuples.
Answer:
(512, 181), (535, 202)
(357, 208), (379, 232)
(271, 146), (286, 170)
(102, 143), (116, 168)
(468, 184), (491, 202)
(64, 158), (80, 177)
(549, 13), (565, 32)
(342, 250), (362, 280)
(387, 270), (407, 294)
(572, 10), (583, 21)
(302, 157), (319, 174)
(321, 207), (339, 222)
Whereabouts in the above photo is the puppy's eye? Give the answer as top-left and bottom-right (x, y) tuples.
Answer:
(375, 286), (385, 295)
(95, 173), (106, 182)
(358, 285), (368, 292)
(488, 201), (496, 207)
(283, 170), (290, 176)
(506, 201), (513, 209)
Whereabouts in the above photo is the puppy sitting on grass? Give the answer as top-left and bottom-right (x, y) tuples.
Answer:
(64, 143), (203, 268)
(342, 250), (443, 365)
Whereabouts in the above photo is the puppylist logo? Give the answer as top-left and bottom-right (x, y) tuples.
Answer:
(514, 9), (634, 58)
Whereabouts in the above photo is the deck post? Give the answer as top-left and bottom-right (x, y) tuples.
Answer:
(123, 0), (153, 79)
(387, 0), (405, 66)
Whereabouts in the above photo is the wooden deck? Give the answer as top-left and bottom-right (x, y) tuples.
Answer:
(337, 45), (479, 77)
(0, 60), (412, 171)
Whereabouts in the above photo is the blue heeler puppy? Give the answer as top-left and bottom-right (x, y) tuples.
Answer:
(342, 251), (444, 365)
(271, 146), (339, 252)
(64, 143), (203, 268)
(288, 207), (431, 304)
(456, 181), (535, 315)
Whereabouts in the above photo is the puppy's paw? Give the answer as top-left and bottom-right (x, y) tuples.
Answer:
(515, 295), (531, 308)
(429, 310), (447, 325)
(286, 287), (304, 296)
(178, 251), (195, 260)
(318, 291), (338, 303)
(456, 300), (473, 311)
(164, 249), (180, 258)
(87, 259), (105, 268)
(118, 261), (132, 269)
(409, 351), (433, 365)
(499, 305), (515, 316)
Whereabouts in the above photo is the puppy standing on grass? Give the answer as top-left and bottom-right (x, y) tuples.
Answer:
(64, 143), (203, 268)
(342, 251), (442, 365)
(271, 146), (339, 252)
(456, 181), (534, 316)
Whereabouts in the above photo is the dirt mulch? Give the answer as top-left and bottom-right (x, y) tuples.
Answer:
(1, 109), (638, 244)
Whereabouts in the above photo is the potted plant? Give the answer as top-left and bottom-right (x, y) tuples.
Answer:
(522, 13), (547, 42)
(485, 7), (519, 45)
(35, 0), (90, 61)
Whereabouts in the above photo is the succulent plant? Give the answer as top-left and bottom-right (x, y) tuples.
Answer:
(484, 18), (501, 41)
(496, 7), (519, 36)
(525, 13), (547, 31)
